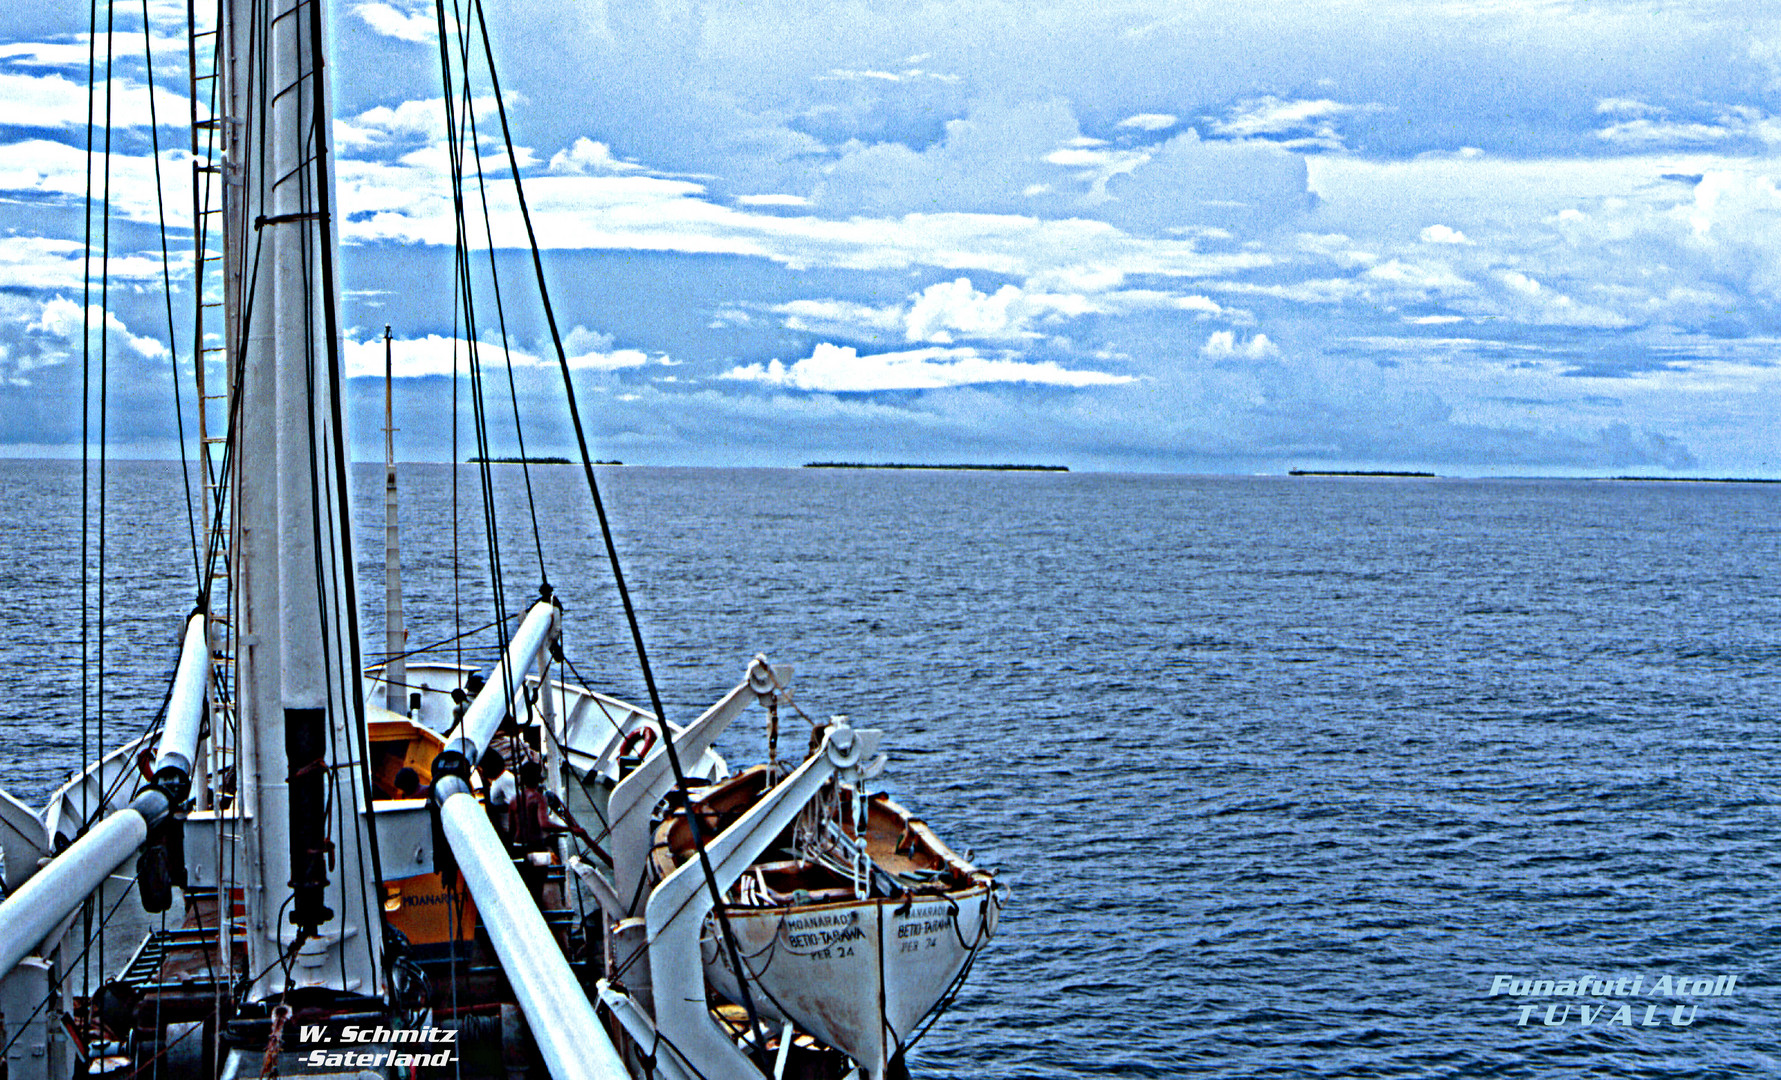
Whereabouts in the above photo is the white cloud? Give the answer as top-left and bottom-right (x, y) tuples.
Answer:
(345, 333), (473, 378)
(770, 275), (1233, 344)
(0, 235), (171, 290)
(1596, 97), (1659, 117)
(903, 278), (1041, 342)
(1045, 145), (1150, 200)
(1419, 224), (1471, 244)
(343, 327), (652, 379)
(0, 140), (199, 231)
(0, 33), (192, 69)
(547, 137), (643, 175)
(0, 71), (190, 130)
(334, 145), (1277, 286)
(814, 64), (960, 84)
(563, 325), (650, 370)
(28, 296), (167, 360)
(1171, 294), (1224, 315)
(334, 97), (492, 151)
(1201, 331), (1278, 359)
(1594, 105), (1781, 148)
(776, 298), (905, 337)
(736, 193), (809, 206)
(1117, 113), (1177, 131)
(722, 342), (1135, 391)
(1210, 96), (1381, 151)
(1363, 259), (1472, 295)
(354, 1), (437, 43)
(1497, 269), (1542, 297)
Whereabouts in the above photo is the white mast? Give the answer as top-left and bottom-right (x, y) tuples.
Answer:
(226, 0), (384, 1001)
(384, 325), (407, 713)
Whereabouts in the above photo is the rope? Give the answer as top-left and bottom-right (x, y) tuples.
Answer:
(0, 870), (143, 1065)
(455, 62), (547, 589)
(374, 613), (519, 667)
(137, 0), (202, 588)
(435, 7), (511, 687)
(95, 0), (120, 988)
(79, 0), (99, 1002)
(300, 0), (388, 979)
(463, 0), (775, 1060)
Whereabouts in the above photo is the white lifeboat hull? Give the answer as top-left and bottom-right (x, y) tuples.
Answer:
(702, 885), (998, 1077)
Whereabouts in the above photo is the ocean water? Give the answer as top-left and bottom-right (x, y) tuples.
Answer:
(2, 460), (1779, 1078)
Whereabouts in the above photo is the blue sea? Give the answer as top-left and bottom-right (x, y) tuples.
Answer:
(3, 460), (1779, 1078)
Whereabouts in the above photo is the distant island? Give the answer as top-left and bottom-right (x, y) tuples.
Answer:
(1608, 475), (1779, 484)
(1289, 469), (1436, 478)
(466, 456), (622, 465)
(804, 462), (1069, 472)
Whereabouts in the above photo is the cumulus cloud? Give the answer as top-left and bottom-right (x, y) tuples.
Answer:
(343, 327), (652, 379)
(1201, 331), (1278, 360)
(1099, 128), (1312, 234)
(1045, 145), (1150, 201)
(772, 277), (1229, 344)
(813, 99), (1082, 216)
(547, 137), (644, 175)
(1420, 224), (1471, 244)
(28, 296), (167, 361)
(0, 72), (189, 130)
(562, 325), (650, 369)
(1117, 113), (1177, 131)
(903, 278), (1049, 342)
(353, 1), (437, 43)
(722, 342), (1135, 391)
(333, 97), (498, 151)
(1210, 95), (1382, 151)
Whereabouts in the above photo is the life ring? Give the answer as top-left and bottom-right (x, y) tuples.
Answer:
(619, 725), (658, 758)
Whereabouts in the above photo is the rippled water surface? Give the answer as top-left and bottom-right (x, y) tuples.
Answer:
(3, 460), (1779, 1077)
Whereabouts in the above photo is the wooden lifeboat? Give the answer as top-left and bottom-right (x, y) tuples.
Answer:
(651, 765), (1000, 1079)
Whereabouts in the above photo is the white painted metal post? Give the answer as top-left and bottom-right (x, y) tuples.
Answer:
(435, 788), (629, 1080)
(450, 600), (559, 758)
(383, 325), (407, 715)
(0, 958), (64, 1080)
(152, 612), (212, 780)
(606, 659), (777, 915)
(643, 722), (882, 1080)
(0, 812), (148, 979)
(230, 0), (384, 1001)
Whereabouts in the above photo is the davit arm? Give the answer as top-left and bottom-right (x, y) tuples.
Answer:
(605, 655), (784, 918)
(428, 601), (630, 1080)
(0, 611), (208, 977)
(600, 720), (882, 1080)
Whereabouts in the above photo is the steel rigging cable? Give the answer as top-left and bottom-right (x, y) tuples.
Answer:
(460, 0), (776, 1063)
(138, 0), (203, 585)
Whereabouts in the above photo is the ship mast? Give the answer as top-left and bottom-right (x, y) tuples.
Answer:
(384, 325), (407, 714)
(224, 0), (384, 1001)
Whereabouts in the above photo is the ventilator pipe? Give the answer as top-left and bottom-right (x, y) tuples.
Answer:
(0, 611), (212, 974)
(149, 611), (211, 802)
(441, 600), (559, 769)
(431, 776), (629, 1080)
(0, 803), (153, 976)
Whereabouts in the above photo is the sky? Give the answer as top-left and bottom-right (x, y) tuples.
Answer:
(2, 0), (1781, 474)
